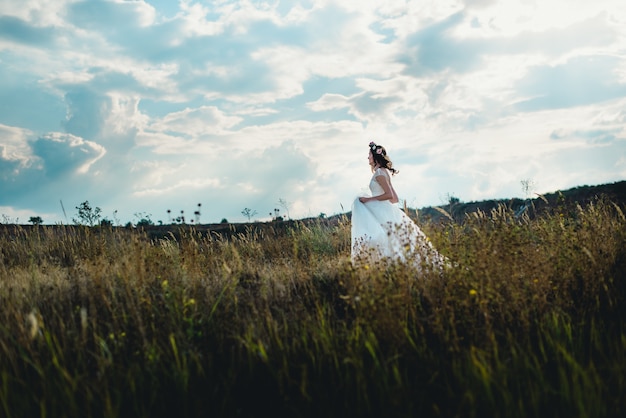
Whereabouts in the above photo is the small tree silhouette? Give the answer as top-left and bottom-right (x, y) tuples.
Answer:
(134, 212), (154, 227)
(73, 201), (102, 226)
(241, 207), (258, 222)
(29, 216), (43, 225)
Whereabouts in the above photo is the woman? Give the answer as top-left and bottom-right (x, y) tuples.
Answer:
(351, 141), (445, 272)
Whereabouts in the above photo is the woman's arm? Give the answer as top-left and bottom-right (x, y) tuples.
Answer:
(359, 170), (399, 203)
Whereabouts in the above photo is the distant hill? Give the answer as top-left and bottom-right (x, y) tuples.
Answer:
(227, 180), (625, 232)
(4, 180), (625, 240)
(415, 180), (626, 224)
(125, 180), (626, 239)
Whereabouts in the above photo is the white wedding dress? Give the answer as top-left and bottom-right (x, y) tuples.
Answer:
(351, 168), (445, 273)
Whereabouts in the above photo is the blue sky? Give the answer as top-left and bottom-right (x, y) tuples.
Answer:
(1, 0), (625, 224)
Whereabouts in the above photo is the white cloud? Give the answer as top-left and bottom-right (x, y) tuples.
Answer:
(149, 105), (242, 137)
(133, 177), (223, 198)
(32, 132), (106, 175)
(0, 0), (72, 26)
(0, 124), (33, 163)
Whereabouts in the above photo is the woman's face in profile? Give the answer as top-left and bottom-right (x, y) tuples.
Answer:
(368, 152), (374, 166)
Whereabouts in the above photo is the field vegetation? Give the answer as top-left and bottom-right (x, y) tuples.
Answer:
(1, 195), (625, 417)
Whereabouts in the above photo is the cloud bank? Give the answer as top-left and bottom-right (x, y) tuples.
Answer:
(0, 0), (624, 224)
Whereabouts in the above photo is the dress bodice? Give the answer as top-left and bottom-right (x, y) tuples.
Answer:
(369, 168), (388, 197)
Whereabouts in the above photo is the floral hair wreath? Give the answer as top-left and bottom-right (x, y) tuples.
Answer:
(369, 141), (383, 155)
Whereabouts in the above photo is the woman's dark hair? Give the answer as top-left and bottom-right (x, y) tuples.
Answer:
(369, 141), (398, 175)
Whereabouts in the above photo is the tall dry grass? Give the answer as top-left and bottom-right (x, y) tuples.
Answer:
(0, 197), (625, 418)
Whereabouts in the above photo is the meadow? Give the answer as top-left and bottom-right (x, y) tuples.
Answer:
(1, 196), (625, 418)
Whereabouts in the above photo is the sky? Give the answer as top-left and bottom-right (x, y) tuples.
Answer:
(1, 0), (625, 225)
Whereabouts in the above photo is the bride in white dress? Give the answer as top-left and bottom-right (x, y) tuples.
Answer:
(351, 141), (445, 273)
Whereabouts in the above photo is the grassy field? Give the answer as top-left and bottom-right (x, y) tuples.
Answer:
(1, 197), (625, 418)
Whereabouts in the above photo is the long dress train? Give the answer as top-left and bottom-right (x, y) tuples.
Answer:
(351, 168), (445, 273)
